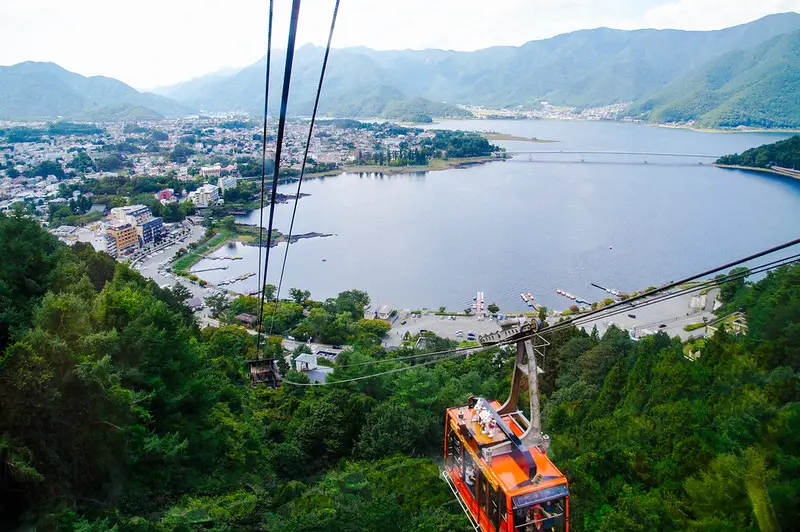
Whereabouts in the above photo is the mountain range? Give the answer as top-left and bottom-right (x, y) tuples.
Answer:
(0, 62), (188, 121)
(2, 12), (800, 127)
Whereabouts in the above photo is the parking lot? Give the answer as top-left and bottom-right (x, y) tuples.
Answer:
(387, 312), (501, 346)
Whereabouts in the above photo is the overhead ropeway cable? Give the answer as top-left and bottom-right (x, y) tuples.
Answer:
(282, 237), (800, 385)
(255, 0), (275, 310)
(269, 0), (341, 336)
(255, 0), (303, 359)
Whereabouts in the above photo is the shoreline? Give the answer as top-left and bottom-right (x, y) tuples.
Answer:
(648, 122), (800, 135)
(420, 115), (800, 135)
(299, 156), (503, 178)
(481, 132), (558, 142)
(713, 163), (800, 181)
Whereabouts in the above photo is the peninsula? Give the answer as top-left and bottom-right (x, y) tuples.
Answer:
(714, 134), (800, 180)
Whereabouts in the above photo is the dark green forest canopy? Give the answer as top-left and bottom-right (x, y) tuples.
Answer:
(717, 134), (800, 169)
(0, 212), (799, 530)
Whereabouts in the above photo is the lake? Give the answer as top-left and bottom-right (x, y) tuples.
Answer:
(194, 120), (800, 313)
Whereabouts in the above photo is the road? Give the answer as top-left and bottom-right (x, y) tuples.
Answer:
(577, 288), (718, 341)
(132, 223), (216, 316)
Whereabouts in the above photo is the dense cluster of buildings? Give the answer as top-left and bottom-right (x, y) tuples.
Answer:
(105, 205), (165, 257)
(0, 116), (454, 261)
(464, 102), (631, 121)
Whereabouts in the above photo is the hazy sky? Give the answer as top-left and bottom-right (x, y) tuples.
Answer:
(1, 0), (798, 89)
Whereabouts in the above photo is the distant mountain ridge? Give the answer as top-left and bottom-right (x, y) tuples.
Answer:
(630, 30), (800, 128)
(153, 12), (800, 127)
(2, 12), (800, 126)
(0, 62), (189, 121)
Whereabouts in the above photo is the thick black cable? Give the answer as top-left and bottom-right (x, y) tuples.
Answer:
(269, 0), (341, 335)
(285, 248), (800, 384)
(256, 0), (302, 357)
(526, 236), (800, 341)
(538, 253), (800, 339)
(255, 0), (275, 308)
(551, 253), (800, 331)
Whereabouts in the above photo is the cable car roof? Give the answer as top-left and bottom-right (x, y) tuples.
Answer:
(447, 401), (567, 498)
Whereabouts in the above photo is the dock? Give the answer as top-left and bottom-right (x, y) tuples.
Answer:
(474, 291), (485, 314)
(192, 265), (229, 273)
(591, 283), (621, 297)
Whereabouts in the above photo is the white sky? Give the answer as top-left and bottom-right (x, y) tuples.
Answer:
(1, 0), (798, 89)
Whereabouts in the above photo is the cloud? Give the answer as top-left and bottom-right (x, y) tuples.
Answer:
(0, 0), (797, 88)
(632, 0), (800, 29)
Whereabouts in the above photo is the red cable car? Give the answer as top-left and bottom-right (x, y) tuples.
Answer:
(443, 321), (569, 532)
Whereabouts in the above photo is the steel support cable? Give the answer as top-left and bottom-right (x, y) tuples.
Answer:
(563, 257), (800, 331)
(528, 256), (800, 342)
(284, 254), (800, 385)
(517, 236), (800, 343)
(283, 238), (800, 384)
(283, 351), (483, 386)
(540, 253), (800, 338)
(255, 0), (275, 306)
(328, 343), (487, 369)
(256, 0), (303, 358)
(282, 262), (786, 386)
(268, 0), (341, 336)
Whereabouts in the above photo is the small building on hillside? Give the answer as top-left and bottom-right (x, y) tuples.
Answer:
(247, 359), (281, 388)
(200, 164), (222, 178)
(236, 313), (258, 328)
(295, 353), (334, 384)
(89, 203), (108, 215)
(185, 297), (203, 311)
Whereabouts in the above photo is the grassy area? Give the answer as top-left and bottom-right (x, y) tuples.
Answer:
(341, 156), (499, 175)
(171, 231), (231, 272)
(684, 322), (706, 332)
(482, 133), (557, 142)
(171, 225), (281, 273)
(678, 280), (707, 290)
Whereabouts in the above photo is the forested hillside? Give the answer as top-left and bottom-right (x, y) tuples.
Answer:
(0, 62), (189, 121)
(717, 134), (800, 168)
(1, 211), (799, 530)
(630, 31), (800, 128)
(155, 13), (800, 126)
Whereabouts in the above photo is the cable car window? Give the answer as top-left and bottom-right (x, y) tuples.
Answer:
(477, 471), (487, 517)
(446, 429), (462, 471)
(489, 486), (506, 530)
(513, 497), (566, 532)
(463, 453), (477, 496)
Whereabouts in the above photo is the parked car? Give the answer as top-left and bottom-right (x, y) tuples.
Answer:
(659, 324), (667, 328)
(627, 314), (636, 319)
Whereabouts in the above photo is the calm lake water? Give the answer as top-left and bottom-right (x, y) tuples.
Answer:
(195, 120), (800, 312)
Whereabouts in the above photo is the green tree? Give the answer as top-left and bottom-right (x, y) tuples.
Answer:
(289, 288), (311, 304)
(28, 160), (65, 180)
(170, 283), (192, 303)
(205, 293), (228, 317)
(221, 215), (236, 232)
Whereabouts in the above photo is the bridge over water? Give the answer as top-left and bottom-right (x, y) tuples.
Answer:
(508, 150), (720, 158)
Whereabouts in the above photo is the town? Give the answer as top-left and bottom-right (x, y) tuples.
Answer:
(0, 117), (501, 253)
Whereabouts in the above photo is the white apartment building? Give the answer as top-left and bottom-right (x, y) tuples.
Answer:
(187, 184), (220, 208)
